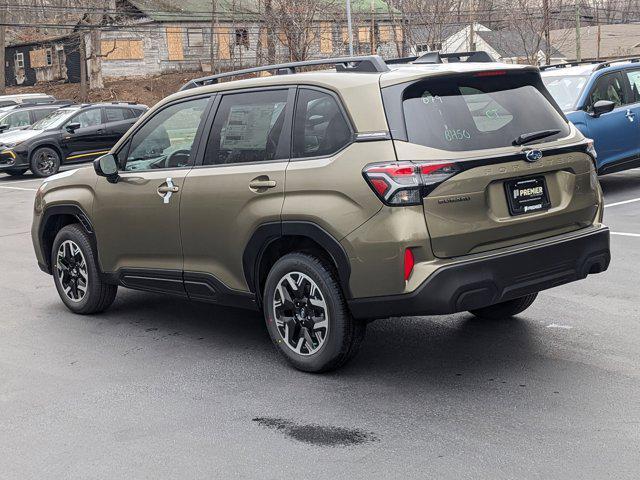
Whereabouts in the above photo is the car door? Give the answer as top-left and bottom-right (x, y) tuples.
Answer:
(180, 88), (294, 302)
(91, 95), (212, 293)
(622, 68), (640, 161)
(60, 107), (108, 161)
(582, 71), (637, 167)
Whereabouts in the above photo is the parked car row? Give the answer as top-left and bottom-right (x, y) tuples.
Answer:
(0, 98), (147, 177)
(541, 57), (640, 175)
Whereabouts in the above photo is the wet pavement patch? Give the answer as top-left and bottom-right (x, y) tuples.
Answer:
(252, 417), (377, 447)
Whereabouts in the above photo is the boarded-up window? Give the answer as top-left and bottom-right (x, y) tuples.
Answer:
(277, 30), (288, 46)
(29, 49), (48, 68)
(358, 26), (370, 43)
(102, 40), (144, 60)
(320, 22), (333, 54)
(217, 27), (231, 60)
(166, 27), (184, 61)
(259, 27), (268, 49)
(394, 26), (404, 43)
(341, 27), (351, 43)
(187, 28), (204, 47)
(379, 25), (391, 43)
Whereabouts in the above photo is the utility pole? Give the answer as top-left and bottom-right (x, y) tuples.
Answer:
(210, 0), (218, 74)
(346, 0), (354, 56)
(79, 32), (88, 102)
(575, 1), (581, 61)
(543, 0), (551, 65)
(595, 2), (601, 60)
(265, 0), (275, 63)
(370, 0), (375, 55)
(468, 0), (475, 51)
(0, 0), (6, 95)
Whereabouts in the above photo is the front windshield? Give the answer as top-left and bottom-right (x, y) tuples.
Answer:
(542, 75), (588, 111)
(30, 108), (77, 130)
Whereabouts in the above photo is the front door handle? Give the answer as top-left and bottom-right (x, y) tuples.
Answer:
(96, 129), (105, 134)
(157, 177), (179, 204)
(626, 109), (635, 122)
(249, 178), (277, 190)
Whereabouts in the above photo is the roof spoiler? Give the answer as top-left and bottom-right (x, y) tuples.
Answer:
(386, 51), (495, 65)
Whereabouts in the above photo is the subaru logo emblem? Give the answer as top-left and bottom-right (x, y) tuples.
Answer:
(525, 149), (543, 163)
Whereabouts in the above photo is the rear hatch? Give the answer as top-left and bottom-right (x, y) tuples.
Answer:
(382, 68), (599, 258)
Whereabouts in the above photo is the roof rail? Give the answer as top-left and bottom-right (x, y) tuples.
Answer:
(539, 60), (602, 71)
(594, 57), (640, 71)
(386, 50), (495, 65)
(180, 55), (389, 91)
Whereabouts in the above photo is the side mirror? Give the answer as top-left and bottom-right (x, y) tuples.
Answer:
(66, 122), (81, 133)
(591, 100), (616, 118)
(93, 154), (119, 183)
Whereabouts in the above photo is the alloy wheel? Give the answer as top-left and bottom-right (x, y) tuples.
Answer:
(34, 149), (58, 176)
(272, 271), (329, 356)
(56, 240), (88, 302)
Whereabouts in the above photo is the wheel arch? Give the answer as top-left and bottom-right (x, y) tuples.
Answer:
(244, 221), (352, 307)
(29, 143), (64, 164)
(39, 204), (96, 274)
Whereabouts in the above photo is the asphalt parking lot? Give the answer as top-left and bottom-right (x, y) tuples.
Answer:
(0, 168), (638, 479)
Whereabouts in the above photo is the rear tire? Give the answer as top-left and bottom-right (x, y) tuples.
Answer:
(51, 224), (117, 314)
(30, 146), (61, 177)
(263, 252), (365, 373)
(469, 293), (538, 320)
(4, 168), (27, 176)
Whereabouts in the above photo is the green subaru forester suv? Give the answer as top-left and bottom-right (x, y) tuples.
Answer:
(32, 54), (610, 372)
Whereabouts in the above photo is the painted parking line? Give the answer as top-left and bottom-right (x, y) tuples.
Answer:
(611, 232), (640, 238)
(0, 178), (43, 185)
(605, 197), (640, 208)
(0, 185), (37, 192)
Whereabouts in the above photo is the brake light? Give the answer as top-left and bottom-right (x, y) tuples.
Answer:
(474, 70), (507, 77)
(404, 248), (415, 281)
(363, 161), (461, 206)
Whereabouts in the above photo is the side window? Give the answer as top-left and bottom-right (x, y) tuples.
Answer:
(70, 109), (102, 128)
(105, 107), (127, 122)
(32, 108), (56, 122)
(292, 88), (351, 158)
(4, 110), (31, 128)
(625, 70), (640, 104)
(203, 90), (288, 165)
(588, 73), (627, 110)
(123, 97), (208, 172)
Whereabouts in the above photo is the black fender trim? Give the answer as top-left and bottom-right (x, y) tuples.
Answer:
(243, 221), (352, 298)
(38, 204), (97, 274)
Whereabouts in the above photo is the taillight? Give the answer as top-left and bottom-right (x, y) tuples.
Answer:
(363, 161), (461, 206)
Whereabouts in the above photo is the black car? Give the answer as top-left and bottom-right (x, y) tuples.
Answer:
(0, 102), (148, 177)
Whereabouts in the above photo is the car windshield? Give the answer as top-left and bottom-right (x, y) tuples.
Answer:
(30, 108), (78, 130)
(396, 70), (570, 152)
(542, 75), (589, 111)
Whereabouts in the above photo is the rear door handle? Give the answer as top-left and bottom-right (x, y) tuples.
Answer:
(158, 185), (179, 194)
(249, 179), (277, 189)
(626, 109), (635, 121)
(97, 129), (105, 134)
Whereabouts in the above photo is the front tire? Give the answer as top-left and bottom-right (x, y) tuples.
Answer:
(30, 146), (61, 177)
(263, 253), (365, 373)
(469, 293), (538, 320)
(51, 224), (117, 314)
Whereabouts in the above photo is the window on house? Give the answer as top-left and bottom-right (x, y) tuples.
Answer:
(46, 49), (53, 66)
(15, 53), (24, 69)
(187, 28), (204, 47)
(235, 28), (249, 49)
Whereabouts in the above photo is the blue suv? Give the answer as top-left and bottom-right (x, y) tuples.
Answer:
(541, 59), (640, 175)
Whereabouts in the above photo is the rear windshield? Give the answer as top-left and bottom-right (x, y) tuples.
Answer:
(542, 75), (588, 111)
(392, 71), (570, 151)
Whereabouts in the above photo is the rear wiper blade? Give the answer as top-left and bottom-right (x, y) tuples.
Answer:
(512, 129), (561, 146)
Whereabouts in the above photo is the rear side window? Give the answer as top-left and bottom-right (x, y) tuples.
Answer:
(105, 107), (127, 122)
(203, 89), (289, 165)
(127, 108), (144, 118)
(625, 70), (640, 103)
(293, 89), (352, 158)
(394, 71), (570, 151)
(32, 108), (56, 122)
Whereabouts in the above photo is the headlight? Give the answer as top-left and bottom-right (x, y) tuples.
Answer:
(1, 142), (18, 149)
(585, 138), (597, 161)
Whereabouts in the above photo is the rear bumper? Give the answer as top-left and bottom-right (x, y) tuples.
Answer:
(348, 225), (610, 319)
